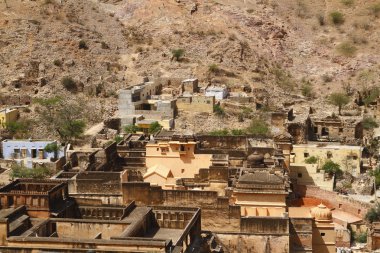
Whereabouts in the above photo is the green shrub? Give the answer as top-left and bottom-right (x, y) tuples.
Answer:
(246, 118), (270, 137)
(231, 129), (246, 135)
(305, 156), (318, 164)
(61, 77), (76, 91)
(5, 120), (31, 138)
(363, 87), (380, 106)
(213, 104), (225, 117)
(370, 168), (380, 188)
(149, 122), (162, 134)
(366, 203), (380, 223)
(356, 232), (367, 243)
(209, 129), (230, 136)
(124, 124), (140, 133)
(208, 64), (219, 74)
(341, 0), (354, 7)
(337, 42), (357, 57)
(322, 74), (333, 83)
(330, 11), (345, 25)
(101, 41), (109, 49)
(302, 83), (313, 98)
(362, 117), (379, 130)
(270, 67), (295, 90)
(78, 40), (88, 49)
(10, 164), (52, 180)
(171, 48), (185, 61)
(53, 59), (62, 67)
(114, 135), (123, 143)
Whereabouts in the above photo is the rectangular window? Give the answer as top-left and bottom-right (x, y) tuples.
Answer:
(321, 233), (325, 236)
(31, 149), (37, 158)
(339, 128), (343, 133)
(298, 173), (302, 178)
(304, 152), (309, 158)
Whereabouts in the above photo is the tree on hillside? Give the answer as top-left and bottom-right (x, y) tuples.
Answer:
(328, 92), (350, 115)
(34, 96), (86, 142)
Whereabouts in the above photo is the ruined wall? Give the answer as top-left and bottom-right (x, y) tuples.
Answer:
(294, 185), (372, 218)
(215, 233), (289, 253)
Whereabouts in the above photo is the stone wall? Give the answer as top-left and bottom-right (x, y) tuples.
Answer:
(289, 218), (313, 252)
(215, 233), (289, 253)
(122, 182), (241, 232)
(294, 184), (372, 218)
(241, 217), (289, 234)
(75, 172), (121, 194)
(197, 135), (248, 150)
(56, 220), (128, 240)
(177, 96), (214, 113)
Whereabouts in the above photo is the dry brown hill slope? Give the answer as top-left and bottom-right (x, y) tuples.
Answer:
(1, 0), (380, 136)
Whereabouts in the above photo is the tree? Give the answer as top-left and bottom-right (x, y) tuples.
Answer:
(124, 124), (140, 133)
(34, 96), (86, 142)
(328, 92), (350, 115)
(44, 142), (59, 155)
(149, 122), (162, 134)
(366, 203), (380, 223)
(171, 49), (184, 61)
(246, 117), (270, 137)
(362, 117), (379, 130)
(322, 160), (342, 176)
(362, 87), (380, 106)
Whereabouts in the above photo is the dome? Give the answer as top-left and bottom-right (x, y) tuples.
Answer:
(310, 204), (332, 221)
(247, 151), (264, 165)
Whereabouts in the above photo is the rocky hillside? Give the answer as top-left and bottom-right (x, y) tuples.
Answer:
(1, 0), (380, 136)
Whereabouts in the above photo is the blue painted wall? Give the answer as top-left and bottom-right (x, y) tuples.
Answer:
(1, 140), (65, 161)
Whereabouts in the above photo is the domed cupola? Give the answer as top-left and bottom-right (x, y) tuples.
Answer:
(310, 203), (332, 221)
